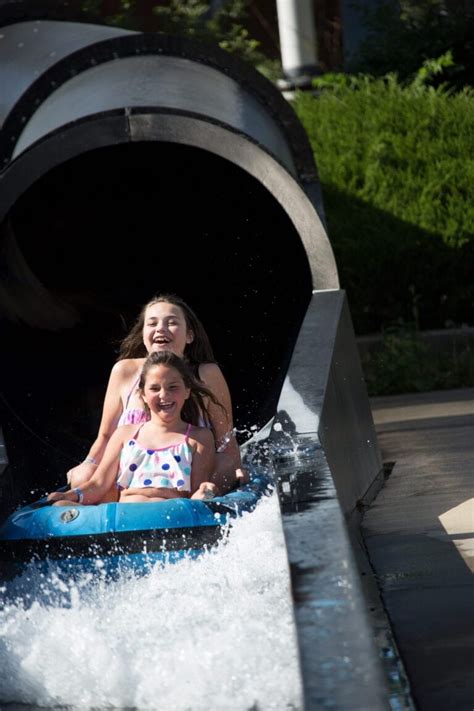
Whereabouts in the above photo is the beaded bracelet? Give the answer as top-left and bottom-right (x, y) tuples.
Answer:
(72, 487), (84, 504)
(84, 456), (98, 466)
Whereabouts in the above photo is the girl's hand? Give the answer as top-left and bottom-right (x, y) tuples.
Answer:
(235, 467), (250, 486)
(191, 482), (220, 500)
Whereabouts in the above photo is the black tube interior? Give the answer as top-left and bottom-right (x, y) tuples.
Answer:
(0, 141), (312, 499)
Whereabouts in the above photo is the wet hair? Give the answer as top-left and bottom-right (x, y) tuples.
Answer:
(118, 293), (216, 365)
(138, 351), (226, 430)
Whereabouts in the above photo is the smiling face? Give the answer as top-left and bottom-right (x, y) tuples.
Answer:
(141, 364), (191, 422)
(142, 302), (194, 356)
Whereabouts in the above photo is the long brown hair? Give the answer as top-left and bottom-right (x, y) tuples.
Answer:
(138, 351), (226, 431)
(118, 293), (216, 366)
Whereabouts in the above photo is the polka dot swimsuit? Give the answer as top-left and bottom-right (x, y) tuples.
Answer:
(116, 423), (193, 492)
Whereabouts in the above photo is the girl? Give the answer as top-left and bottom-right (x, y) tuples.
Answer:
(48, 352), (218, 505)
(66, 293), (245, 497)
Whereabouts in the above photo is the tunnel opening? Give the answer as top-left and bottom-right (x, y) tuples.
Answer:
(0, 140), (312, 500)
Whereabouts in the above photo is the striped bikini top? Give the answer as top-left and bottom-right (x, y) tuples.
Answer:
(116, 423), (193, 492)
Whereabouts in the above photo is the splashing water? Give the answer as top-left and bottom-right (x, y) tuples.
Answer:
(215, 426), (260, 453)
(0, 492), (303, 710)
(270, 425), (321, 466)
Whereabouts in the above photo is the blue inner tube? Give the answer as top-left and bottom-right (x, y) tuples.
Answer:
(0, 472), (273, 568)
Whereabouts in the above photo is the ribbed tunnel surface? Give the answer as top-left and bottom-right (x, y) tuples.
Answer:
(0, 17), (335, 503)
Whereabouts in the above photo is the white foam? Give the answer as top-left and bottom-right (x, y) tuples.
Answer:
(0, 492), (303, 710)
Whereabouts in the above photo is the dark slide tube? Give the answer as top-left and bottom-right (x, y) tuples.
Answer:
(0, 4), (337, 506)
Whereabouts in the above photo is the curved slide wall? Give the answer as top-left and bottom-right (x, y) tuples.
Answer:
(0, 9), (338, 498)
(0, 6), (390, 707)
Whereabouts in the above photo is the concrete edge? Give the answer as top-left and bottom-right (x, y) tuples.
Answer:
(272, 290), (397, 709)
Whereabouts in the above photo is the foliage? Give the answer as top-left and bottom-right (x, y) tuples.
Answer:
(293, 60), (474, 334)
(80, 0), (143, 29)
(362, 322), (474, 396)
(301, 55), (474, 250)
(81, 0), (281, 80)
(153, 0), (280, 80)
(352, 0), (474, 90)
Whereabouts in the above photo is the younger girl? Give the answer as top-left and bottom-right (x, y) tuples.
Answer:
(48, 352), (218, 506)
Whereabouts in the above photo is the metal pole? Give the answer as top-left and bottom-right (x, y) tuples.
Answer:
(276, 0), (319, 88)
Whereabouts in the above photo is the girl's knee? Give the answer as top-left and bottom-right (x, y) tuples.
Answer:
(69, 470), (93, 489)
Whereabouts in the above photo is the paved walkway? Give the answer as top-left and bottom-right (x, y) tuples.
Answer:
(363, 388), (474, 711)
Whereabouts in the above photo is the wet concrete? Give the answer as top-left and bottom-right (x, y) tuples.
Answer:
(363, 388), (474, 711)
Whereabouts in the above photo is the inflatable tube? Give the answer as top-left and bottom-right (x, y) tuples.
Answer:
(0, 470), (273, 578)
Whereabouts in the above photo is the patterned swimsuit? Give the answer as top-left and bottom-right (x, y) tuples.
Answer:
(116, 423), (194, 492)
(117, 374), (149, 427)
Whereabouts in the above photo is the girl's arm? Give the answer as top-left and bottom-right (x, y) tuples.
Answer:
(50, 426), (130, 504)
(199, 363), (243, 491)
(66, 360), (135, 483)
(189, 427), (217, 494)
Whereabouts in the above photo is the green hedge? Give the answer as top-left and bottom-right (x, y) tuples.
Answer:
(292, 68), (474, 335)
(361, 324), (474, 396)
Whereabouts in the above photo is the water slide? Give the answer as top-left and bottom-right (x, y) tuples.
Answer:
(0, 4), (395, 707)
